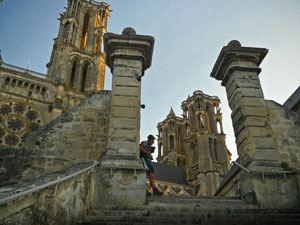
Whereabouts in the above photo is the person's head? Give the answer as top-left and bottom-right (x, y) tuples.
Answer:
(147, 134), (155, 145)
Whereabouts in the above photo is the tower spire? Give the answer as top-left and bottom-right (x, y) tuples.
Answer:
(168, 107), (175, 117)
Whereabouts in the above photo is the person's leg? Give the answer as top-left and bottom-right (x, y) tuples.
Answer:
(149, 172), (156, 188)
(144, 158), (163, 195)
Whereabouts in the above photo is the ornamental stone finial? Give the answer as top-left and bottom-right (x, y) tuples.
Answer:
(227, 40), (241, 47)
(122, 27), (136, 35)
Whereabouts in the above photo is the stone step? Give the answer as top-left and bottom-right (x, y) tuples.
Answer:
(145, 195), (249, 204)
(83, 207), (300, 224)
(89, 208), (300, 216)
(79, 196), (300, 225)
(79, 214), (300, 225)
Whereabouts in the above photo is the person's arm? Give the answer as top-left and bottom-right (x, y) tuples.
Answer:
(140, 144), (151, 155)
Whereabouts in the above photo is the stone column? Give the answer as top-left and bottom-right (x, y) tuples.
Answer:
(210, 40), (290, 207)
(95, 27), (154, 206)
(211, 40), (280, 164)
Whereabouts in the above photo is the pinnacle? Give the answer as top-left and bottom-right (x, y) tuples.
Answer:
(168, 107), (175, 116)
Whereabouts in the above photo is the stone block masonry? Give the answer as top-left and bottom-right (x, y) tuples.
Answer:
(0, 161), (97, 225)
(211, 40), (300, 208)
(95, 27), (154, 206)
(22, 90), (110, 179)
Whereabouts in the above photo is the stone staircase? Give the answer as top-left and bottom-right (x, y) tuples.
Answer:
(78, 196), (300, 225)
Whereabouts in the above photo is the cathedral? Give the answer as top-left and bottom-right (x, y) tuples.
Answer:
(0, 0), (300, 224)
(0, 0), (230, 197)
(0, 0), (110, 149)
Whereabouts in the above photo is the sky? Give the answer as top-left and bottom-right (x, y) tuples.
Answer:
(0, 0), (300, 161)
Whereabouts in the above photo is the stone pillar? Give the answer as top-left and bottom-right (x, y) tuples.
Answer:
(210, 40), (295, 207)
(95, 27), (154, 206)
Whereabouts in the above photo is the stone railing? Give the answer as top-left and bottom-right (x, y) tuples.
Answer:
(0, 62), (46, 79)
(0, 160), (99, 225)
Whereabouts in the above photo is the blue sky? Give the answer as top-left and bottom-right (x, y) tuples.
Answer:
(1, 0), (300, 161)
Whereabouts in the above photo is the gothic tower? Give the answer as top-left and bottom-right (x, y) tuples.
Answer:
(46, 0), (110, 94)
(157, 108), (185, 167)
(157, 90), (231, 196)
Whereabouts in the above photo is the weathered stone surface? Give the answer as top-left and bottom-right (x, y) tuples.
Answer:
(111, 95), (140, 107)
(17, 92), (110, 179)
(267, 100), (300, 168)
(114, 76), (139, 87)
(0, 161), (97, 225)
(99, 30), (154, 206)
(94, 168), (146, 207)
(210, 41), (300, 209)
(114, 86), (139, 97)
(111, 106), (139, 118)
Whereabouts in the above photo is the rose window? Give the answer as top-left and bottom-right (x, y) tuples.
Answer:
(0, 127), (5, 138)
(14, 104), (26, 114)
(0, 101), (44, 148)
(5, 134), (19, 146)
(26, 110), (37, 121)
(0, 105), (12, 115)
(8, 118), (24, 132)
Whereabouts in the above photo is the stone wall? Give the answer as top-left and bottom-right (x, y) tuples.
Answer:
(267, 100), (300, 168)
(6, 91), (110, 180)
(0, 161), (96, 225)
(0, 147), (32, 186)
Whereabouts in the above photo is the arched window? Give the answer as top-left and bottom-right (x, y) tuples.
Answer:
(94, 33), (101, 53)
(185, 123), (190, 136)
(41, 87), (46, 97)
(69, 60), (77, 90)
(214, 139), (218, 161)
(217, 120), (222, 134)
(160, 143), (163, 156)
(206, 105), (211, 132)
(169, 135), (174, 149)
(80, 13), (90, 50)
(24, 82), (28, 89)
(11, 79), (16, 87)
(5, 77), (10, 85)
(209, 138), (214, 160)
(95, 12), (101, 28)
(81, 62), (88, 93)
(29, 84), (34, 91)
(64, 22), (70, 42)
(199, 113), (204, 128)
(178, 127), (182, 152)
(35, 86), (40, 94)
(17, 81), (22, 88)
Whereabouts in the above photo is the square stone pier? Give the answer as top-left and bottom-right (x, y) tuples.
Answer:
(94, 27), (154, 206)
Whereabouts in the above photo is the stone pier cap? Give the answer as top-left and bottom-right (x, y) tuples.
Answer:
(104, 27), (155, 76)
(210, 40), (268, 86)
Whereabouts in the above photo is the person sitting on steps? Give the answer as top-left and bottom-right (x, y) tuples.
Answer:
(140, 135), (163, 196)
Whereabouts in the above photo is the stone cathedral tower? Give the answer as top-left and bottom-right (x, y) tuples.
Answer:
(157, 90), (232, 196)
(46, 0), (110, 94)
(0, 0), (110, 149)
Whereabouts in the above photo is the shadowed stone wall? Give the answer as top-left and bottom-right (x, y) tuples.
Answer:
(0, 161), (96, 225)
(0, 91), (110, 184)
(267, 100), (300, 168)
